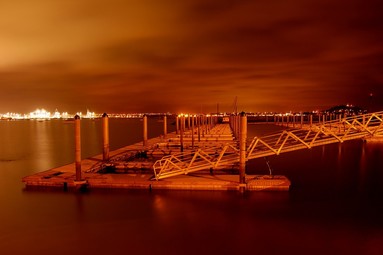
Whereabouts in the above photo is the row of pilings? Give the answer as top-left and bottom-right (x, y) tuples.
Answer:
(229, 113), (247, 185)
(174, 114), (218, 151)
(273, 113), (344, 128)
(73, 113), (218, 182)
(251, 112), (367, 128)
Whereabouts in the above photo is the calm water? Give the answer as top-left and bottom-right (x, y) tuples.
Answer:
(0, 119), (382, 255)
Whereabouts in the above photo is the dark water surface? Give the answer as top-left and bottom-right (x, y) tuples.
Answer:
(0, 120), (382, 255)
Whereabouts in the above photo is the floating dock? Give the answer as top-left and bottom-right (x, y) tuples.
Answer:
(22, 116), (290, 192)
(23, 170), (290, 191)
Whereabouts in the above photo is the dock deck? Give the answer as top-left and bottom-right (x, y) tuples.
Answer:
(22, 123), (290, 191)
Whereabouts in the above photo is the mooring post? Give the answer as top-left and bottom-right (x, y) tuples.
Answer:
(233, 115), (237, 138)
(208, 115), (211, 132)
(191, 115), (195, 149)
(176, 115), (179, 135)
(231, 115), (235, 137)
(237, 114), (240, 139)
(205, 115), (208, 135)
(202, 115), (206, 137)
(102, 113), (110, 161)
(180, 115), (184, 152)
(239, 112), (247, 185)
(143, 114), (148, 146)
(197, 115), (201, 142)
(310, 114), (313, 128)
(74, 115), (82, 181)
(182, 115), (186, 134)
(163, 115), (167, 138)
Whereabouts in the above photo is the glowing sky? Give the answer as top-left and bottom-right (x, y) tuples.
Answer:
(1, 0), (382, 113)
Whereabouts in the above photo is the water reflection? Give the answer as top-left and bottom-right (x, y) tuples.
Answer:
(358, 142), (367, 193)
(0, 121), (383, 254)
(33, 121), (54, 171)
(337, 143), (342, 166)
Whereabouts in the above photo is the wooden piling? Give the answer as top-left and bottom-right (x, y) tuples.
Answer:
(176, 116), (179, 135)
(143, 114), (148, 146)
(239, 112), (247, 184)
(191, 115), (195, 149)
(310, 115), (313, 127)
(163, 115), (167, 138)
(180, 115), (184, 152)
(102, 113), (110, 161)
(74, 115), (82, 181)
(202, 115), (206, 138)
(300, 113), (303, 128)
(197, 115), (201, 142)
(182, 115), (186, 133)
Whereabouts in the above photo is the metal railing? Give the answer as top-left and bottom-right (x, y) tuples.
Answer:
(153, 112), (383, 180)
(152, 144), (239, 180)
(247, 111), (383, 159)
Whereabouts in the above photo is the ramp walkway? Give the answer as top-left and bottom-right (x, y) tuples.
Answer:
(153, 111), (383, 180)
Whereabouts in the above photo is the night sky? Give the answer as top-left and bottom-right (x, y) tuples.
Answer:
(1, 0), (382, 113)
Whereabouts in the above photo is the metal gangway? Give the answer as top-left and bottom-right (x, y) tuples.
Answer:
(153, 111), (383, 180)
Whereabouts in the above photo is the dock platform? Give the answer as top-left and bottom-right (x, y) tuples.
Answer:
(22, 122), (290, 192)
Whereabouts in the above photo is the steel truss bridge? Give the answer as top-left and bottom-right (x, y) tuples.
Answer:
(153, 111), (383, 180)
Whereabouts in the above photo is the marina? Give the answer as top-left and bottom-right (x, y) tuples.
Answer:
(22, 114), (291, 191)
(22, 111), (383, 192)
(2, 111), (382, 255)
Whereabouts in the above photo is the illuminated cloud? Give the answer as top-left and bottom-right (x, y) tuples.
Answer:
(0, 0), (382, 113)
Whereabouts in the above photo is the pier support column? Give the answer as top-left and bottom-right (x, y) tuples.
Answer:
(233, 115), (237, 138)
(197, 115), (201, 142)
(143, 114), (148, 146)
(163, 115), (167, 138)
(102, 113), (110, 161)
(180, 115), (184, 152)
(191, 115), (195, 149)
(231, 115), (235, 137)
(310, 115), (313, 128)
(182, 115), (186, 134)
(74, 115), (82, 181)
(239, 112), (247, 185)
(202, 115), (206, 138)
(176, 116), (179, 135)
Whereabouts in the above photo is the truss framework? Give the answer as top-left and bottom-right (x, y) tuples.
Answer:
(153, 112), (383, 180)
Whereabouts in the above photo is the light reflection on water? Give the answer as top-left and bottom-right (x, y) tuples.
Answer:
(0, 121), (382, 254)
